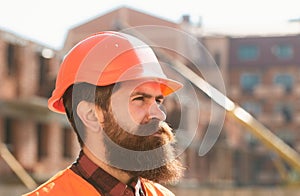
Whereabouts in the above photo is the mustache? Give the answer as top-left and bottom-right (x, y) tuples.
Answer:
(130, 119), (175, 144)
(131, 118), (162, 136)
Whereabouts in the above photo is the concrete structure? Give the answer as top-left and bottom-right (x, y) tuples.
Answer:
(0, 6), (299, 189)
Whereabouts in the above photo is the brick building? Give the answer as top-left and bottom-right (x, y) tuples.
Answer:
(0, 6), (299, 187)
(0, 29), (79, 179)
(225, 35), (300, 184)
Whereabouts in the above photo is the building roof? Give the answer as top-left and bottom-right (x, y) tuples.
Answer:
(62, 6), (179, 53)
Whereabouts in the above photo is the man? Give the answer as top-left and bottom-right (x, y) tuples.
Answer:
(24, 31), (184, 196)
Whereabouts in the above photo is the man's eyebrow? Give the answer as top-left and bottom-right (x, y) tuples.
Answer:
(131, 92), (164, 99)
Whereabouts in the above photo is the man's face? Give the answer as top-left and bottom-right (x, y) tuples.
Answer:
(110, 80), (167, 137)
(97, 80), (184, 183)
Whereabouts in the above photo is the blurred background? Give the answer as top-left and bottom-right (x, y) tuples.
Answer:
(1, 1), (300, 195)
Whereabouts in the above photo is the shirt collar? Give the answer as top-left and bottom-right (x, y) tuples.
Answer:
(71, 151), (145, 196)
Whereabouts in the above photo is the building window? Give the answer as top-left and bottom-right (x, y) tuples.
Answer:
(37, 123), (48, 161)
(273, 74), (293, 93)
(4, 118), (13, 151)
(38, 48), (55, 97)
(213, 52), (221, 67)
(39, 54), (49, 86)
(275, 129), (295, 147)
(274, 103), (293, 123)
(242, 101), (262, 117)
(238, 45), (259, 61)
(38, 53), (50, 97)
(6, 43), (19, 76)
(240, 73), (260, 93)
(272, 44), (293, 59)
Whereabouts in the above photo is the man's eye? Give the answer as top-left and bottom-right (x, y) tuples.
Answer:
(132, 96), (144, 101)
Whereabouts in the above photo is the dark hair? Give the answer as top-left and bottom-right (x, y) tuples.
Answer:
(62, 82), (116, 147)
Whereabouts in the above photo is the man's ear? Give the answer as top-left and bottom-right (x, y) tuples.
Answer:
(77, 101), (104, 132)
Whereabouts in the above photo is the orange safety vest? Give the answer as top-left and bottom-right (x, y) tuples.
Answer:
(23, 168), (175, 196)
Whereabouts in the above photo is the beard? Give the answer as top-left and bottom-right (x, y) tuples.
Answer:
(101, 110), (184, 184)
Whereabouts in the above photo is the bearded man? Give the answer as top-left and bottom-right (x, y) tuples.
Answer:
(24, 31), (185, 196)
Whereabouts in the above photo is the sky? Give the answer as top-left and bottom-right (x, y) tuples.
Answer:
(1, 0), (300, 50)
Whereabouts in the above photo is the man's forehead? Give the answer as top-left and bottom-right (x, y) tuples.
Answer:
(116, 79), (164, 95)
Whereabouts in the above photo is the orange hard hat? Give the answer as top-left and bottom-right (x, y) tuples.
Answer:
(48, 31), (183, 113)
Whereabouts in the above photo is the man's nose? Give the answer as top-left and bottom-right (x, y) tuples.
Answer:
(147, 102), (166, 121)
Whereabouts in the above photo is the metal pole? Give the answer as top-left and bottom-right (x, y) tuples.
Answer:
(0, 143), (38, 190)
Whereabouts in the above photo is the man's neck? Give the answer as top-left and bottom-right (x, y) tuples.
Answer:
(82, 146), (133, 184)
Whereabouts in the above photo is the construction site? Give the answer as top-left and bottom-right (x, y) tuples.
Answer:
(1, 6), (300, 195)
